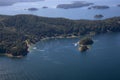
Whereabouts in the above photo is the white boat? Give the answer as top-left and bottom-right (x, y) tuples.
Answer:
(33, 47), (37, 50)
(74, 42), (79, 46)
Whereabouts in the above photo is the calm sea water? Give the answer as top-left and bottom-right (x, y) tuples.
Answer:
(0, 0), (120, 20)
(0, 0), (120, 80)
(0, 33), (120, 80)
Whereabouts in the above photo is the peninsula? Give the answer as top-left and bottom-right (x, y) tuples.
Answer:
(0, 14), (120, 57)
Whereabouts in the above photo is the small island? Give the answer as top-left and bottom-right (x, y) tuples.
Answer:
(42, 6), (48, 9)
(57, 1), (94, 9)
(88, 5), (110, 9)
(79, 37), (94, 52)
(28, 8), (38, 11)
(117, 4), (120, 7)
(94, 14), (104, 19)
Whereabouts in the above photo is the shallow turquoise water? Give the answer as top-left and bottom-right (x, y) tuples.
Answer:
(0, 33), (120, 80)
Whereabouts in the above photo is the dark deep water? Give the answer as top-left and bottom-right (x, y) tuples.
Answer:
(0, 33), (120, 80)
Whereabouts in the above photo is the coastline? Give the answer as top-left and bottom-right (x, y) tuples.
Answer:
(5, 31), (117, 58)
(0, 14), (120, 58)
(0, 31), (117, 58)
(0, 53), (23, 58)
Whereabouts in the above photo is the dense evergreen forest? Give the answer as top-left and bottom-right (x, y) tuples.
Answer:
(0, 14), (120, 57)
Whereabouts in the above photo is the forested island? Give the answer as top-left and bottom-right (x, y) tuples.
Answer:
(79, 37), (94, 52)
(57, 1), (93, 9)
(0, 14), (120, 57)
(94, 14), (104, 18)
(28, 8), (38, 11)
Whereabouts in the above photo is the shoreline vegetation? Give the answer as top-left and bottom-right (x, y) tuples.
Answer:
(0, 14), (120, 57)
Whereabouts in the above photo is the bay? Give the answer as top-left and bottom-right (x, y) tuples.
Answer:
(0, 33), (120, 80)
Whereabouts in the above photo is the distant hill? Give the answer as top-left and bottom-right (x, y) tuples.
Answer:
(0, 0), (44, 6)
(0, 14), (120, 57)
